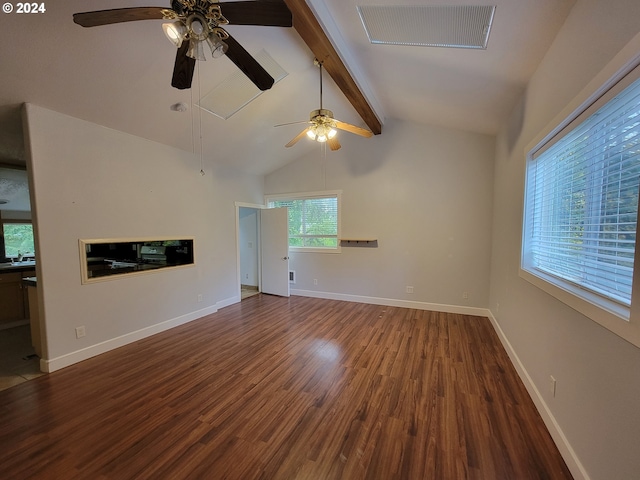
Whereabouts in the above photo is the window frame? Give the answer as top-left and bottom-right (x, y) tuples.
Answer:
(1, 219), (35, 261)
(520, 35), (640, 348)
(265, 190), (342, 254)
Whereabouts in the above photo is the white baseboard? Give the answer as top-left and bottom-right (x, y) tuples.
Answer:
(291, 289), (491, 317)
(41, 304), (218, 373)
(486, 311), (589, 480)
(217, 294), (240, 310)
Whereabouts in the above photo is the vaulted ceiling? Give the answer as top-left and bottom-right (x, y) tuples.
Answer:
(0, 0), (575, 175)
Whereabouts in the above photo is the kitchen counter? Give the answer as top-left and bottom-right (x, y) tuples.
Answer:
(22, 276), (37, 287)
(0, 261), (36, 273)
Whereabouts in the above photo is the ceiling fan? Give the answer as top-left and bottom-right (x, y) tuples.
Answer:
(279, 60), (373, 151)
(72, 0), (292, 91)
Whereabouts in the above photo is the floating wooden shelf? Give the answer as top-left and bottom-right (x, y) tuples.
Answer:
(339, 239), (378, 247)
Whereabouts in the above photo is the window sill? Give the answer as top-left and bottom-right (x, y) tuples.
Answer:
(519, 267), (640, 348)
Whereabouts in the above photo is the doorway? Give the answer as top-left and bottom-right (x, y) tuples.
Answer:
(236, 202), (290, 301)
(0, 164), (44, 390)
(238, 206), (261, 300)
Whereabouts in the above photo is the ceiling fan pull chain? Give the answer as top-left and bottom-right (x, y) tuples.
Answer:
(197, 60), (205, 176)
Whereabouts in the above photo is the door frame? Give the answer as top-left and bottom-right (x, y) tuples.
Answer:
(235, 202), (265, 302)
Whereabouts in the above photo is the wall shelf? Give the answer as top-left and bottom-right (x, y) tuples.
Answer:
(339, 239), (378, 247)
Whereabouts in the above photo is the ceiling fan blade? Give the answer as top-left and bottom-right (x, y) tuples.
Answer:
(327, 136), (341, 151)
(171, 41), (196, 90)
(286, 128), (310, 148)
(222, 1), (292, 27)
(73, 7), (167, 27)
(224, 34), (274, 91)
(334, 120), (374, 138)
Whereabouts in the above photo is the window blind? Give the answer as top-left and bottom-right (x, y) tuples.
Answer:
(269, 195), (338, 248)
(525, 75), (640, 306)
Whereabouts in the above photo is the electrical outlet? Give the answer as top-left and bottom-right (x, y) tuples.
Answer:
(197, 294), (203, 302)
(313, 279), (318, 285)
(463, 291), (469, 299)
(75, 326), (86, 339)
(406, 286), (414, 294)
(549, 375), (557, 397)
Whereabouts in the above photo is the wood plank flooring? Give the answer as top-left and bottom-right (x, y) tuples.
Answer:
(0, 295), (573, 479)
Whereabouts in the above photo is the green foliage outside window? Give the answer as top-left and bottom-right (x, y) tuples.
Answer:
(270, 196), (338, 248)
(3, 223), (35, 258)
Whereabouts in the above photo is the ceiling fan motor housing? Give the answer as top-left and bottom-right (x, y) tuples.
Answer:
(311, 109), (335, 123)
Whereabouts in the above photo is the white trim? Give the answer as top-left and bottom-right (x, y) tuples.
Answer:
(487, 311), (590, 480)
(40, 305), (218, 373)
(291, 289), (490, 317)
(519, 268), (640, 348)
(265, 189), (343, 202)
(216, 294), (239, 310)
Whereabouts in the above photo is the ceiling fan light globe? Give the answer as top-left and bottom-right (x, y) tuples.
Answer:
(186, 38), (206, 61)
(328, 128), (337, 139)
(162, 21), (186, 47)
(306, 129), (317, 140)
(207, 34), (228, 59)
(317, 134), (328, 143)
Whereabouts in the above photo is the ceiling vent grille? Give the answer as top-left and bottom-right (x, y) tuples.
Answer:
(199, 50), (287, 120)
(357, 5), (496, 49)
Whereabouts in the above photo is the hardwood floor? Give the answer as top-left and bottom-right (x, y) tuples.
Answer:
(0, 295), (572, 479)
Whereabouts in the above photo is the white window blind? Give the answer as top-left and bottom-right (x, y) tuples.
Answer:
(524, 74), (640, 307)
(267, 194), (339, 249)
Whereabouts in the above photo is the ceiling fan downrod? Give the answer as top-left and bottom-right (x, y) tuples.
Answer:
(315, 58), (324, 110)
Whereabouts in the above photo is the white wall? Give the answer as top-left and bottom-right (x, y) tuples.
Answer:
(489, 1), (640, 478)
(23, 104), (262, 371)
(265, 118), (495, 312)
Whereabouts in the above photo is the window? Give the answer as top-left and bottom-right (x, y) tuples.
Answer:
(522, 66), (640, 320)
(2, 222), (35, 260)
(266, 191), (341, 252)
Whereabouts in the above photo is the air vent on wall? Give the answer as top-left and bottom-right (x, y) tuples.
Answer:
(357, 5), (496, 49)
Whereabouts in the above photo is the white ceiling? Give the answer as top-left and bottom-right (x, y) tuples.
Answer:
(0, 0), (575, 176)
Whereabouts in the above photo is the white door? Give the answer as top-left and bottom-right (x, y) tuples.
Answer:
(261, 207), (290, 297)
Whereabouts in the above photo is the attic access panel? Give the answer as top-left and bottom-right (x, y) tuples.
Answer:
(198, 50), (287, 120)
(357, 5), (496, 49)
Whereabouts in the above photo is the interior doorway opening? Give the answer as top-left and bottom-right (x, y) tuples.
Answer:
(238, 205), (261, 300)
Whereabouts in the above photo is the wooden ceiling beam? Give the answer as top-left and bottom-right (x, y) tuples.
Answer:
(283, 0), (382, 135)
